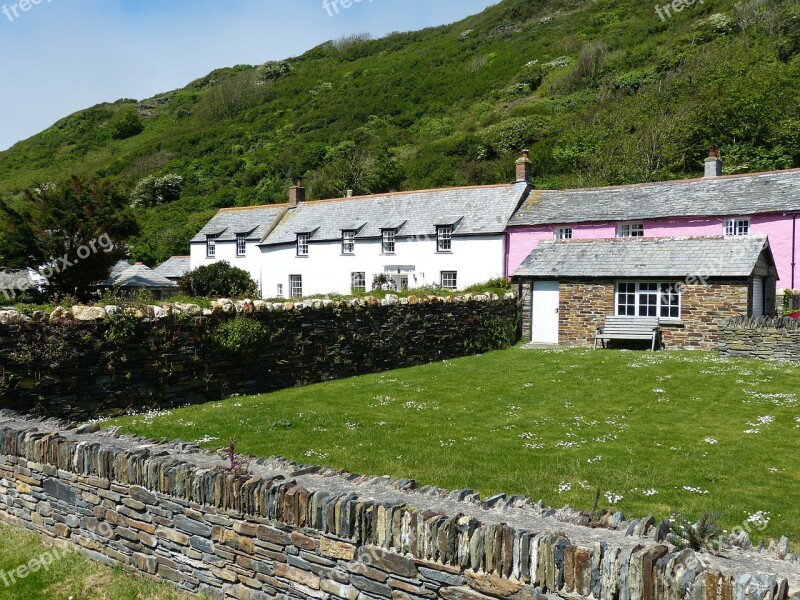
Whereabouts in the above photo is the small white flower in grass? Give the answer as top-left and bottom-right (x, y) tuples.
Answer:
(652, 388), (667, 394)
(745, 511), (770, 527)
(683, 486), (709, 495)
(703, 437), (718, 445)
(604, 491), (623, 504)
(345, 422), (359, 430)
(587, 455), (602, 464)
(643, 489), (658, 497)
(193, 435), (219, 444)
(557, 482), (572, 493)
(519, 432), (536, 440)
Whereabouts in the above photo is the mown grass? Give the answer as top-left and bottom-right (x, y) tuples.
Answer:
(107, 348), (800, 541)
(0, 526), (194, 600)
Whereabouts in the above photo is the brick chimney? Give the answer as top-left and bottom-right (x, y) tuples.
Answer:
(515, 150), (532, 184)
(288, 178), (305, 208)
(704, 145), (723, 178)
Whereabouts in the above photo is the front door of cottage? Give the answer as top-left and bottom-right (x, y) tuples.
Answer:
(531, 281), (560, 344)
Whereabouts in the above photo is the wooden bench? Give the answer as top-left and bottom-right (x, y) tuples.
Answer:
(594, 316), (661, 351)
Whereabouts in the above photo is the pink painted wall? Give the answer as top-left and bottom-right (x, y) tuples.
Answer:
(507, 214), (799, 287)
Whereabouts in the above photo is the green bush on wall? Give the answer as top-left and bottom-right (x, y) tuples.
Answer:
(179, 261), (258, 299)
(210, 317), (271, 354)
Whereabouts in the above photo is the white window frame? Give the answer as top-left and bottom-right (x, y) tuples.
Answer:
(351, 272), (366, 292)
(206, 235), (218, 258)
(382, 230), (395, 254)
(615, 281), (681, 319)
(441, 271), (458, 290)
(276, 283), (284, 299)
(725, 218), (750, 236)
(342, 230), (356, 255)
(290, 275), (303, 298)
(437, 226), (453, 252)
(617, 222), (644, 238)
(296, 233), (310, 257)
(555, 227), (573, 241)
(236, 234), (246, 257)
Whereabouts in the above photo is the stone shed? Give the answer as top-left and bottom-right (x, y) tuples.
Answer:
(513, 235), (778, 350)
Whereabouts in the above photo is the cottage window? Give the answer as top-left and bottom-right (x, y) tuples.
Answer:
(441, 271), (458, 290)
(617, 223), (644, 238)
(342, 231), (356, 255)
(725, 218), (750, 236)
(351, 272), (366, 292)
(555, 227), (573, 241)
(236, 234), (246, 257)
(382, 230), (396, 254)
(616, 282), (681, 319)
(296, 234), (310, 257)
(276, 283), (284, 298)
(437, 226), (453, 252)
(206, 235), (218, 258)
(290, 275), (303, 298)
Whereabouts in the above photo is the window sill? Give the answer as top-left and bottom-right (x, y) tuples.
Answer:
(659, 319), (684, 327)
(382, 252), (396, 256)
(296, 255), (309, 259)
(436, 251), (453, 254)
(341, 253), (355, 257)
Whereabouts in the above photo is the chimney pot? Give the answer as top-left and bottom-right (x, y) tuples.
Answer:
(515, 149), (532, 184)
(704, 145), (723, 178)
(288, 178), (306, 208)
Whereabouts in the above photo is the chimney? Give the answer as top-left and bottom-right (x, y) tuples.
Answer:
(515, 149), (532, 184)
(704, 145), (723, 178)
(288, 178), (305, 208)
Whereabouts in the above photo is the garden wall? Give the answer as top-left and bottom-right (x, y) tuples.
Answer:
(0, 414), (795, 600)
(0, 294), (519, 420)
(718, 316), (800, 361)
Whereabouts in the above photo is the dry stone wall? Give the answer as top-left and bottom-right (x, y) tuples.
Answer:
(718, 317), (800, 360)
(0, 414), (796, 600)
(0, 294), (519, 419)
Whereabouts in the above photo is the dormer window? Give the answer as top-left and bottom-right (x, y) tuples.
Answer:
(555, 227), (573, 241)
(382, 230), (396, 254)
(342, 230), (356, 255)
(296, 233), (309, 257)
(236, 234), (246, 257)
(725, 218), (750, 236)
(617, 223), (644, 238)
(206, 234), (218, 258)
(437, 226), (452, 252)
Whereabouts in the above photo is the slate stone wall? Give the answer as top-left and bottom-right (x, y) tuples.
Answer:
(0, 416), (793, 600)
(0, 295), (519, 420)
(718, 317), (800, 360)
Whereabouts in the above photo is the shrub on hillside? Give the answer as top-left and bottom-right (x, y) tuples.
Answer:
(179, 261), (258, 299)
(110, 109), (145, 140)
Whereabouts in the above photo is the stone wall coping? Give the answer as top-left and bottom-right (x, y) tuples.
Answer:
(0, 411), (796, 591)
(0, 292), (518, 325)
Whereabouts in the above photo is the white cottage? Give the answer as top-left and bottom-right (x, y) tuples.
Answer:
(190, 153), (533, 298)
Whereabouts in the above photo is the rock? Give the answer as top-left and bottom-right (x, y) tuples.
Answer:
(71, 306), (106, 321)
(103, 305), (121, 316)
(49, 306), (71, 323)
(173, 303), (202, 316)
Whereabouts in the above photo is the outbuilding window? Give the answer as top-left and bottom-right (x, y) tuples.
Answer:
(617, 223), (644, 238)
(725, 218), (750, 236)
(616, 282), (681, 319)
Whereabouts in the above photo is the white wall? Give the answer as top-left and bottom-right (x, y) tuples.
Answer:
(259, 235), (506, 298)
(189, 241), (265, 297)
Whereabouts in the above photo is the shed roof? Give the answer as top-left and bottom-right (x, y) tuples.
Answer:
(513, 235), (773, 279)
(102, 263), (177, 289)
(154, 256), (191, 280)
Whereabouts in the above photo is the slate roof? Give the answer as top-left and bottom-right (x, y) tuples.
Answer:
(102, 263), (177, 289)
(260, 183), (530, 246)
(513, 235), (773, 279)
(0, 269), (37, 292)
(508, 170), (800, 226)
(191, 205), (288, 243)
(154, 256), (191, 280)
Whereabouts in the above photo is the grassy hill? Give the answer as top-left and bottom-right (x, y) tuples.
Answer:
(0, 0), (798, 265)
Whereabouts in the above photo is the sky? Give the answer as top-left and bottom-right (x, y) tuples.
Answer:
(0, 0), (498, 151)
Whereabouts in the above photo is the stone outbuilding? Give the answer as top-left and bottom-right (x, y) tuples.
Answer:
(513, 235), (778, 349)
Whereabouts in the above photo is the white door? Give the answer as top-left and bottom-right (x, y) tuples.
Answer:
(752, 277), (765, 317)
(531, 281), (560, 343)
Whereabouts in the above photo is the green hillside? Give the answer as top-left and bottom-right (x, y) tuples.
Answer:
(1, 0), (798, 265)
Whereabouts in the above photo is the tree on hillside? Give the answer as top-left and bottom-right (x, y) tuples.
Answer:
(0, 178), (139, 298)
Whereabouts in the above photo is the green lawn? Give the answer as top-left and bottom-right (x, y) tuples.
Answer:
(0, 526), (193, 600)
(107, 348), (800, 541)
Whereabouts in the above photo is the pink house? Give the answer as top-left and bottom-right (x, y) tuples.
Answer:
(507, 151), (799, 348)
(508, 155), (800, 291)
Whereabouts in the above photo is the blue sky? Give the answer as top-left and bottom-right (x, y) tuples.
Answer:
(0, 0), (498, 151)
